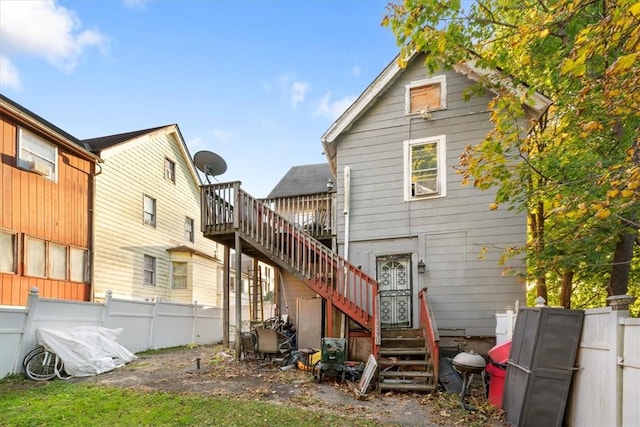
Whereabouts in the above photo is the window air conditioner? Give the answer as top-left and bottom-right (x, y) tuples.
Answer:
(414, 179), (438, 195)
(29, 158), (52, 176)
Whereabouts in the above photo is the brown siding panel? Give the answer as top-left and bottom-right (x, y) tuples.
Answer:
(0, 104), (95, 305)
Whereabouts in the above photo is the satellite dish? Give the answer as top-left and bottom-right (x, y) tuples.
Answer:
(193, 150), (227, 183)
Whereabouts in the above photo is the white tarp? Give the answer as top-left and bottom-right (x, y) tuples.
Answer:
(36, 326), (137, 377)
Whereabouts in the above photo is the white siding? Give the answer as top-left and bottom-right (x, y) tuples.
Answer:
(92, 128), (223, 306)
(334, 56), (526, 336)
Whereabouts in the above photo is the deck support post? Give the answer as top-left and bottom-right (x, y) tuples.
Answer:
(235, 232), (242, 360)
(223, 245), (230, 347)
(326, 299), (333, 337)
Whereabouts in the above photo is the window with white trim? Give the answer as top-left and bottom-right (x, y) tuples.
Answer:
(144, 255), (156, 286)
(171, 261), (188, 289)
(17, 128), (58, 181)
(404, 135), (447, 200)
(143, 195), (156, 227)
(0, 231), (17, 273)
(184, 217), (194, 243)
(164, 158), (175, 183)
(405, 75), (447, 116)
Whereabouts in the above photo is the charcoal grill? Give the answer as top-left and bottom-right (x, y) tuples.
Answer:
(452, 351), (487, 410)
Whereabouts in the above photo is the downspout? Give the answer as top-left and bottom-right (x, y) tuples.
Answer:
(341, 166), (351, 339)
(343, 166), (351, 261)
(90, 161), (103, 302)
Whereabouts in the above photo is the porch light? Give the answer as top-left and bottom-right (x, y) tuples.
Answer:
(417, 260), (426, 274)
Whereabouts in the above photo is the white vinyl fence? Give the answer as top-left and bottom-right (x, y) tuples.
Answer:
(567, 306), (639, 427)
(0, 288), (223, 379)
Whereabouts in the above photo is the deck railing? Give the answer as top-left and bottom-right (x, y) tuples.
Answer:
(261, 193), (335, 240)
(201, 182), (378, 333)
(418, 287), (439, 385)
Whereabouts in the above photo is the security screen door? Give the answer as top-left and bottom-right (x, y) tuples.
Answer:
(377, 255), (412, 328)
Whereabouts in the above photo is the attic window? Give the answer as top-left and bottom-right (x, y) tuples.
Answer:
(405, 75), (447, 116)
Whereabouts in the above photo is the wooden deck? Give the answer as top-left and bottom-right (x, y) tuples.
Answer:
(200, 181), (379, 334)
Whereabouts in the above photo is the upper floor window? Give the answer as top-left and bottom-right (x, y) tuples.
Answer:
(185, 217), (194, 243)
(143, 194), (156, 227)
(0, 231), (17, 273)
(404, 135), (447, 200)
(17, 128), (58, 181)
(164, 158), (175, 183)
(405, 75), (447, 116)
(143, 255), (156, 286)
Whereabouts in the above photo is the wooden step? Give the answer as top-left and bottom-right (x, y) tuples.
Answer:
(379, 370), (433, 379)
(378, 348), (428, 357)
(378, 381), (437, 392)
(378, 359), (431, 367)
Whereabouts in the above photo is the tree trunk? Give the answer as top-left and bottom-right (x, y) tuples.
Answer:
(535, 277), (547, 302)
(559, 270), (574, 309)
(607, 232), (636, 297)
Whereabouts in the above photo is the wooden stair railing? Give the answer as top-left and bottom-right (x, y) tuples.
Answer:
(418, 287), (439, 385)
(202, 182), (380, 354)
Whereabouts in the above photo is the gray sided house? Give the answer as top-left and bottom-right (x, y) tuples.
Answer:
(321, 53), (548, 342)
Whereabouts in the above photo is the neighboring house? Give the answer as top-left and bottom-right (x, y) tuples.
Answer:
(321, 53), (550, 342)
(0, 94), (100, 306)
(84, 126), (225, 307)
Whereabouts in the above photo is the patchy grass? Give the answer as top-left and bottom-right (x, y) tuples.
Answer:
(0, 380), (381, 427)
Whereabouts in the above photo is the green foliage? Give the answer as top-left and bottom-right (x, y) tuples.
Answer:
(384, 0), (640, 309)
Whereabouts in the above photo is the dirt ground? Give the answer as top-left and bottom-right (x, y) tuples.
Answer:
(65, 344), (507, 427)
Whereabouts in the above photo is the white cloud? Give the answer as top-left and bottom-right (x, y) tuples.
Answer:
(313, 92), (357, 120)
(0, 0), (107, 76)
(290, 81), (309, 109)
(0, 57), (21, 90)
(277, 74), (310, 109)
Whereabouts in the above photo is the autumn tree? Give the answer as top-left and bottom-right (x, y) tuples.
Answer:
(384, 0), (640, 311)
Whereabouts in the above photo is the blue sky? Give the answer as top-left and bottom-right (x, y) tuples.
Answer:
(0, 0), (400, 197)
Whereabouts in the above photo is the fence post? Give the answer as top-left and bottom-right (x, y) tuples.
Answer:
(13, 288), (40, 373)
(148, 296), (159, 349)
(103, 290), (113, 328)
(607, 295), (633, 427)
(192, 300), (198, 344)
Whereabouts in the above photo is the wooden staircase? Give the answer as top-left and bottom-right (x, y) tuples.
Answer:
(200, 182), (380, 354)
(378, 329), (437, 393)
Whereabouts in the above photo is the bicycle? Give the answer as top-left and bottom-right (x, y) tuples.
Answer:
(23, 346), (72, 381)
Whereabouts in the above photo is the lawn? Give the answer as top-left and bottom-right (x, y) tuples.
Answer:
(0, 379), (379, 427)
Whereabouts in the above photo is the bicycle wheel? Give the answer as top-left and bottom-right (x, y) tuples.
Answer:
(25, 348), (58, 381)
(23, 346), (45, 369)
